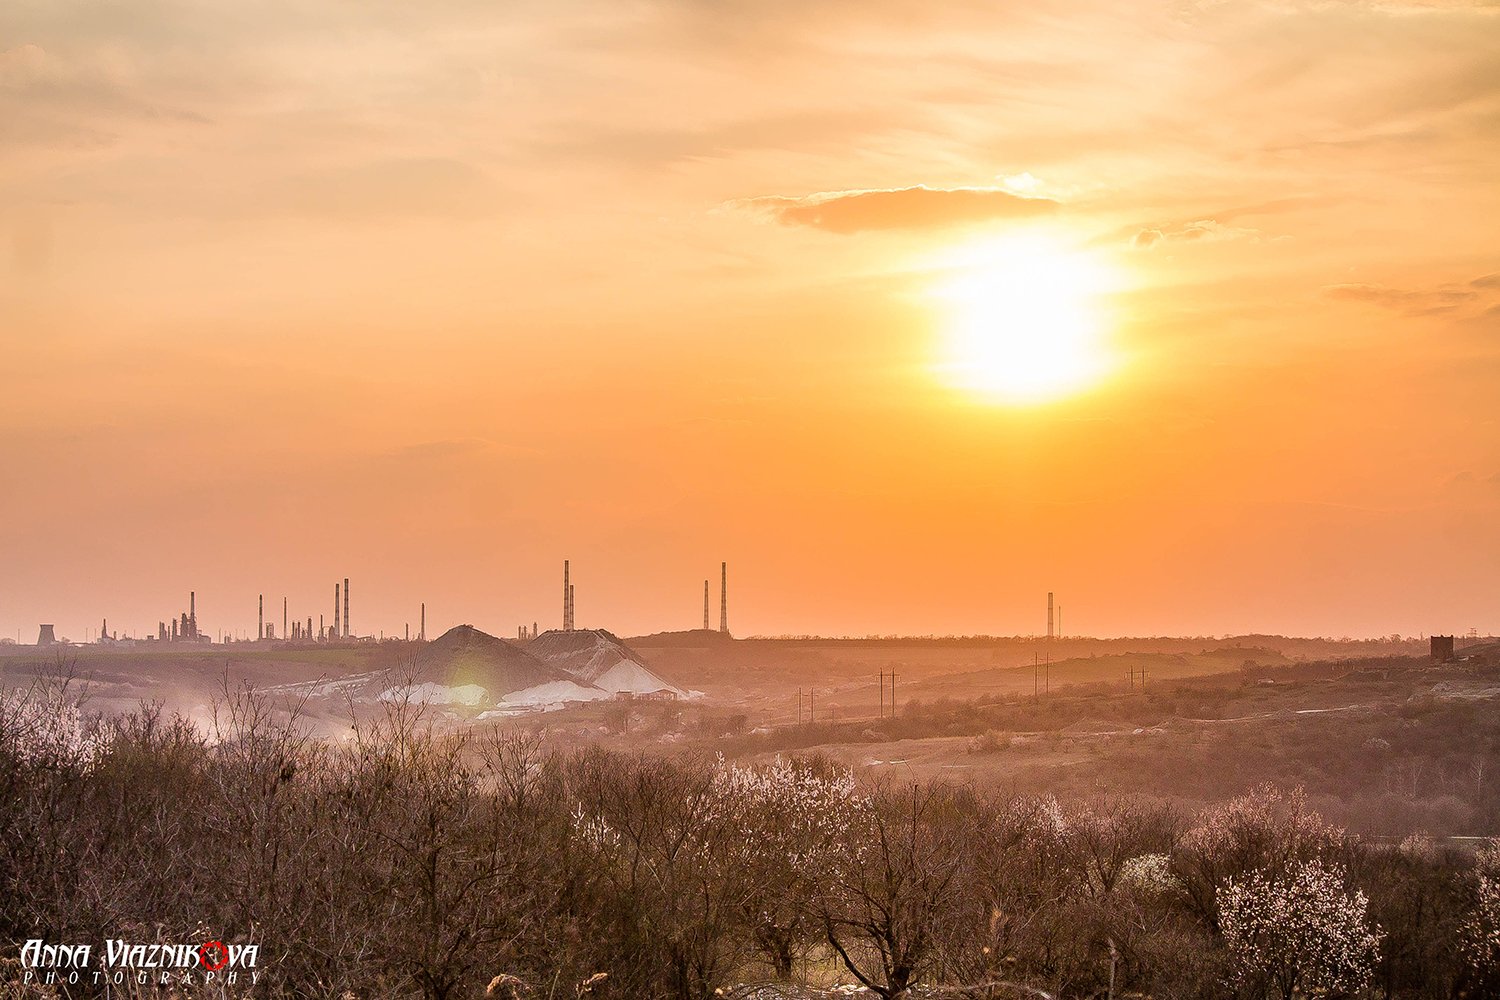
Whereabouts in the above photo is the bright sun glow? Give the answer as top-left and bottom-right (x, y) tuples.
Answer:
(932, 235), (1118, 404)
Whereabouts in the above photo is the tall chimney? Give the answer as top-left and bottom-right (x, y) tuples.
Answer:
(259, 594), (264, 641)
(563, 560), (571, 631)
(420, 602), (425, 641)
(343, 578), (350, 638)
(189, 591), (196, 627)
(719, 562), (728, 634)
(1047, 592), (1054, 640)
(569, 585), (576, 630)
(283, 597), (288, 643)
(703, 579), (710, 630)
(334, 583), (341, 639)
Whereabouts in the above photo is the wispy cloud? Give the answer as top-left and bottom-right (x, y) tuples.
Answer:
(739, 185), (1059, 234)
(1322, 278), (1488, 315)
(1131, 219), (1264, 249)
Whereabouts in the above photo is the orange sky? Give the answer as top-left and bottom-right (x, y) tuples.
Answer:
(2, 0), (1498, 642)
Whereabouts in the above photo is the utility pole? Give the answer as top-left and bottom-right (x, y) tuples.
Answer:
(879, 670), (885, 719)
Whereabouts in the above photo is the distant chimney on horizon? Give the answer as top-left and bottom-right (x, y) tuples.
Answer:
(719, 562), (728, 635)
(343, 578), (350, 639)
(703, 579), (710, 630)
(37, 624), (56, 646)
(563, 560), (571, 631)
(259, 594), (264, 641)
(334, 583), (341, 639)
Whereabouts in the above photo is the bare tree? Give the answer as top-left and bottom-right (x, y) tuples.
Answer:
(821, 782), (968, 998)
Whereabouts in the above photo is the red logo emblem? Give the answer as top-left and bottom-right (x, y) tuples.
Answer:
(198, 940), (229, 971)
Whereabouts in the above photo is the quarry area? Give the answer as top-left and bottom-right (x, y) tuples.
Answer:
(2, 627), (1496, 840)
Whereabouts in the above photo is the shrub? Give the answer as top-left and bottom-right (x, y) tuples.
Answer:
(1218, 859), (1380, 1000)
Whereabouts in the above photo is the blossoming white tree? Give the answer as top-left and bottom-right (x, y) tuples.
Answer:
(0, 676), (107, 770)
(1176, 784), (1343, 927)
(1217, 858), (1381, 1000)
(1460, 840), (1500, 975)
(707, 755), (870, 978)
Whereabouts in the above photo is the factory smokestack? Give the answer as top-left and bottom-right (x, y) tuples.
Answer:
(259, 594), (264, 641)
(569, 585), (576, 630)
(190, 591), (196, 627)
(719, 562), (728, 634)
(703, 579), (710, 630)
(283, 597), (288, 643)
(563, 560), (571, 631)
(343, 578), (350, 639)
(1047, 592), (1054, 640)
(420, 602), (425, 642)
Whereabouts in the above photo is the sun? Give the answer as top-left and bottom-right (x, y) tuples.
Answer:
(931, 235), (1118, 404)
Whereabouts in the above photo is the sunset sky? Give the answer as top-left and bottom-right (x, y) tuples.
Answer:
(3, 0), (1498, 642)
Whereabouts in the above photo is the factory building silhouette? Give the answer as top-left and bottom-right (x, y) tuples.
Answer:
(19, 561), (746, 647)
